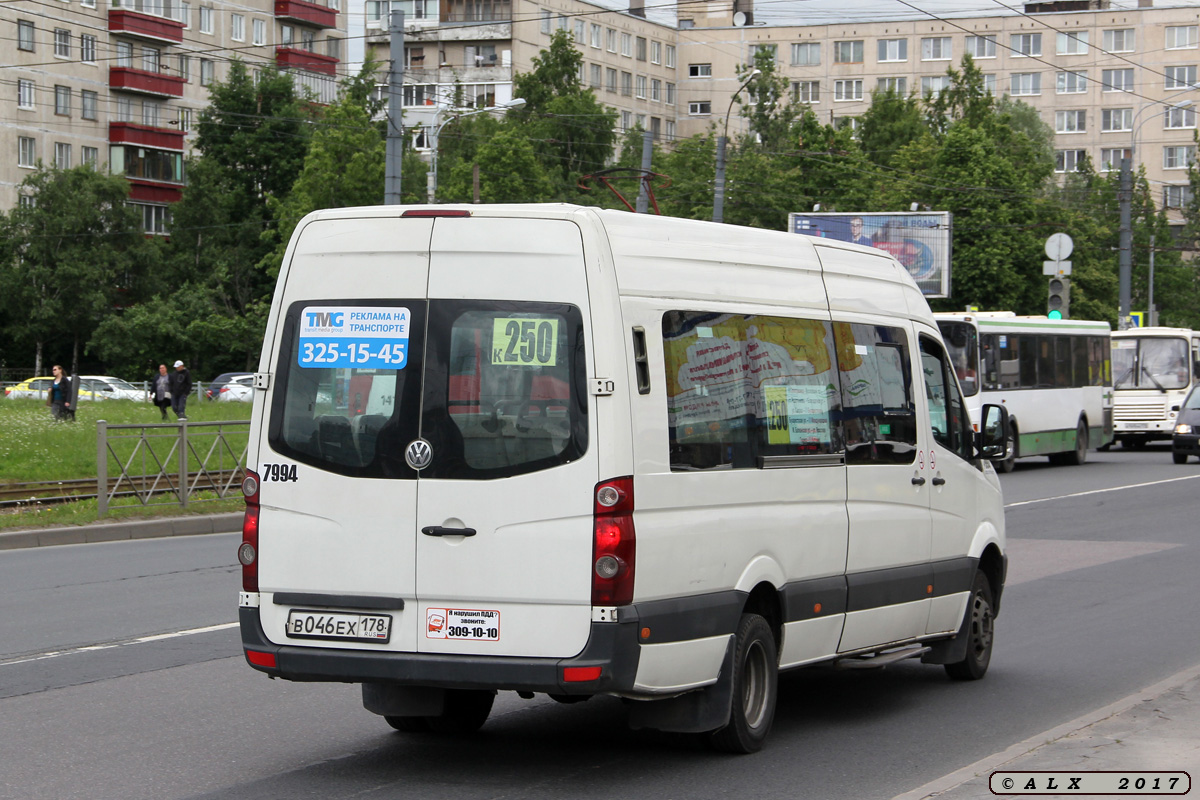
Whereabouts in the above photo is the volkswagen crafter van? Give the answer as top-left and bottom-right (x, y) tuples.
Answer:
(238, 204), (1010, 753)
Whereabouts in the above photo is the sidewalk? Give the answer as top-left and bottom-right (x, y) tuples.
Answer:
(897, 664), (1200, 799)
(0, 511), (242, 550)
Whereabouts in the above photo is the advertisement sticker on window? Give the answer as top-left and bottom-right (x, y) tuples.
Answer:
(298, 306), (410, 369)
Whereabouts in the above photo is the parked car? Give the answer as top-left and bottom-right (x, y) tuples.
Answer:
(206, 372), (253, 401)
(1172, 385), (1200, 464)
(215, 374), (255, 402)
(78, 375), (144, 401)
(6, 376), (55, 400)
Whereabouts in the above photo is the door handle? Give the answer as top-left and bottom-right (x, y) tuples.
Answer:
(911, 476), (926, 486)
(931, 476), (946, 486)
(422, 526), (477, 537)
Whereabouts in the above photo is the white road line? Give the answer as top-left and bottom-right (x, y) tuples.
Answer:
(1005, 474), (1200, 508)
(0, 622), (238, 667)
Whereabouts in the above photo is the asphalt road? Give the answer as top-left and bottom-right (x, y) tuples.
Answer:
(1, 445), (1197, 799)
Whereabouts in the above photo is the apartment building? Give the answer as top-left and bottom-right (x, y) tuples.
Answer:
(2, 0), (347, 227)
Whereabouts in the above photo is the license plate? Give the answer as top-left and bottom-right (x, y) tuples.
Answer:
(1123, 422), (1149, 429)
(286, 610), (391, 643)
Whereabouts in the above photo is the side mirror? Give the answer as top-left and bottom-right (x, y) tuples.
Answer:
(976, 403), (1010, 461)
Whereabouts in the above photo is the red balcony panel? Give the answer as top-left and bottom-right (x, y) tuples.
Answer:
(108, 9), (185, 44)
(109, 122), (185, 151)
(274, 0), (337, 29)
(109, 67), (186, 98)
(275, 47), (339, 77)
(129, 181), (183, 204)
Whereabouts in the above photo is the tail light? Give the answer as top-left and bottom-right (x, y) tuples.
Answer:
(239, 470), (260, 592)
(592, 477), (635, 606)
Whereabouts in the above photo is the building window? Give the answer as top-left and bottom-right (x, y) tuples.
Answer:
(54, 85), (70, 116)
(54, 142), (71, 169)
(1057, 31), (1088, 55)
(965, 34), (995, 58)
(650, 116), (660, 140)
(621, 32), (632, 57)
(143, 100), (161, 127)
(1166, 65), (1197, 90)
(605, 67), (616, 93)
(650, 40), (661, 64)
(81, 0), (96, 8)
(280, 25), (293, 46)
(18, 137), (36, 168)
(116, 97), (132, 121)
(589, 63), (602, 89)
(300, 29), (314, 52)
(620, 110), (632, 131)
(1011, 33), (1041, 57)
(458, 83), (496, 108)
(665, 44), (675, 68)
(18, 195), (36, 209)
(606, 28), (616, 53)
(1055, 110), (1086, 133)
(688, 63), (712, 78)
(54, 28), (71, 58)
(117, 41), (132, 67)
(539, 9), (550, 34)
(1104, 28), (1133, 52)
(181, 1), (190, 28)
(1165, 185), (1193, 208)
(326, 38), (341, 60)
(1164, 145), (1195, 169)
(1166, 26), (1198, 50)
(834, 79), (863, 101)
(921, 36), (950, 60)
(232, 13), (244, 41)
(82, 146), (98, 168)
(1102, 68), (1134, 92)
(878, 38), (906, 62)
(665, 119), (675, 140)
(81, 34), (96, 63)
(621, 71), (632, 96)
(665, 82), (675, 105)
(1166, 106), (1196, 129)
(136, 204), (171, 235)
(253, 18), (265, 46)
(1057, 70), (1087, 94)
(877, 77), (906, 94)
(178, 108), (193, 132)
(18, 20), (35, 51)
(178, 54), (190, 80)
(793, 80), (819, 103)
(18, 80), (35, 110)
(1055, 149), (1085, 172)
(635, 74), (646, 99)
(982, 74), (996, 93)
(81, 90), (97, 119)
(143, 47), (160, 72)
(791, 41), (819, 66)
(557, 15), (567, 32)
(589, 23), (600, 48)
(636, 36), (646, 61)
(200, 58), (214, 85)
(921, 75), (949, 96)
(650, 78), (661, 101)
(573, 19), (584, 43)
(749, 43), (777, 62)
(1100, 147), (1131, 171)
(834, 40), (863, 64)
(199, 6), (213, 34)
(688, 101), (710, 115)
(1011, 72), (1041, 96)
(1102, 108), (1132, 131)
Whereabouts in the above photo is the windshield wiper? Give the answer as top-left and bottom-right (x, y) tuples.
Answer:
(1141, 366), (1166, 393)
(1113, 365), (1135, 388)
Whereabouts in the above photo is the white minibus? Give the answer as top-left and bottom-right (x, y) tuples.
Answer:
(238, 205), (1010, 753)
(1111, 327), (1200, 448)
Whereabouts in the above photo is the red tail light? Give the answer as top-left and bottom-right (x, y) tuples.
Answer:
(239, 470), (260, 592)
(592, 476), (635, 606)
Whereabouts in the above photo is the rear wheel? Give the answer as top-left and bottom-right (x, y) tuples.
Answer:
(1052, 420), (1088, 466)
(709, 613), (778, 754)
(426, 689), (495, 734)
(945, 571), (995, 681)
(385, 715), (431, 733)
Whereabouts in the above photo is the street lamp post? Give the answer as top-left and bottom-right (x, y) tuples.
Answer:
(1118, 98), (1193, 328)
(427, 97), (527, 204)
(712, 68), (761, 224)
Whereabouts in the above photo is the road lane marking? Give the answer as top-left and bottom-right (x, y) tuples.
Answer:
(1006, 475), (1200, 508)
(0, 622), (238, 667)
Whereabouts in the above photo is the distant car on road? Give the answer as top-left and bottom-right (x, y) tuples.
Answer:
(206, 372), (253, 401)
(215, 374), (255, 402)
(1173, 385), (1200, 464)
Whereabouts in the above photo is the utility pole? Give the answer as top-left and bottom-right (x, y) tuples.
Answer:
(636, 131), (652, 213)
(1117, 156), (1133, 328)
(383, 10), (405, 205)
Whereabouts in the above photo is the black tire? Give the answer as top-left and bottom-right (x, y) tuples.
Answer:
(1173, 451), (1189, 465)
(1052, 420), (1088, 466)
(385, 715), (431, 733)
(709, 613), (778, 754)
(945, 571), (995, 681)
(996, 425), (1017, 473)
(426, 689), (495, 734)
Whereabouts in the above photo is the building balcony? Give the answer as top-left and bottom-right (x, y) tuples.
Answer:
(128, 181), (183, 204)
(274, 0), (337, 29)
(107, 8), (185, 44)
(108, 121), (185, 152)
(275, 47), (339, 77)
(109, 67), (187, 98)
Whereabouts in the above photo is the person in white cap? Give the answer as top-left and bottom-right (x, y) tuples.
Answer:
(168, 360), (193, 420)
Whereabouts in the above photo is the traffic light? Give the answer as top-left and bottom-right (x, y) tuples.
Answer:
(1048, 276), (1070, 319)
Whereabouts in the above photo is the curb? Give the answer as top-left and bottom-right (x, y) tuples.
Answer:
(0, 512), (243, 550)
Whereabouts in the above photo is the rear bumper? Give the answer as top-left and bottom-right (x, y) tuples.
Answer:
(239, 606), (642, 695)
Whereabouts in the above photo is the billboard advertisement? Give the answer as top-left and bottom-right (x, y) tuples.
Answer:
(787, 211), (952, 298)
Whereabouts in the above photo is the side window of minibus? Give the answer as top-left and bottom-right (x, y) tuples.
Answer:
(919, 336), (973, 462)
(833, 322), (917, 466)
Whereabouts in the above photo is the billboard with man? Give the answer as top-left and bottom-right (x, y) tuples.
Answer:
(787, 211), (952, 298)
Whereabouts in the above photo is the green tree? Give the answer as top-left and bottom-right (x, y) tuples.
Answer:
(735, 47), (798, 152)
(0, 166), (150, 374)
(441, 127), (557, 202)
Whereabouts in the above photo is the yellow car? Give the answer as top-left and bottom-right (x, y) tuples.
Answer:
(5, 376), (104, 401)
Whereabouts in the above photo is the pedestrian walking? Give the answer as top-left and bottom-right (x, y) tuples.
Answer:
(150, 364), (172, 421)
(169, 360), (192, 421)
(46, 365), (74, 421)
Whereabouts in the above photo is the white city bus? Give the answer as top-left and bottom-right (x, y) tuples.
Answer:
(1111, 327), (1200, 448)
(935, 313), (1112, 471)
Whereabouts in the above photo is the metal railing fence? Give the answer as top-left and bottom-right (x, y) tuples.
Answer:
(96, 419), (249, 516)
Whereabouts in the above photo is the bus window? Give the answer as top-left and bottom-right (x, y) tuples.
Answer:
(1055, 336), (1073, 388)
(1019, 335), (1038, 388)
(1072, 337), (1089, 388)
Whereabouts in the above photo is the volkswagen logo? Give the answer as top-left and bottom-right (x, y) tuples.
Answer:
(405, 439), (433, 470)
